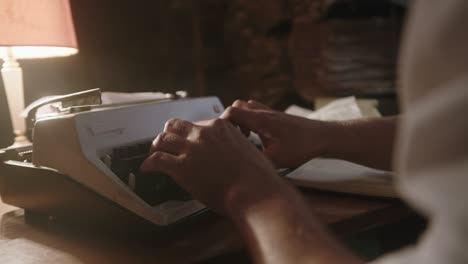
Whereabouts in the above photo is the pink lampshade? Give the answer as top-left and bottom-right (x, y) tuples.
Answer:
(0, 0), (78, 59)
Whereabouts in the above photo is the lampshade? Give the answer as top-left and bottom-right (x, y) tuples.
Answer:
(0, 0), (78, 59)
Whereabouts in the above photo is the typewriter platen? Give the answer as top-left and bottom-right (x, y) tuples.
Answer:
(0, 93), (224, 231)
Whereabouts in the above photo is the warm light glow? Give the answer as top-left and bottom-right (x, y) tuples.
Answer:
(0, 0), (78, 147)
(0, 0), (78, 59)
(0, 46), (78, 59)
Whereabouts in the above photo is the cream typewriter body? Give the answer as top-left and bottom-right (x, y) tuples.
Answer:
(31, 97), (223, 226)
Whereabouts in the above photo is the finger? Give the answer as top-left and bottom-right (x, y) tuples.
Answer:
(232, 99), (270, 111)
(225, 105), (251, 136)
(140, 151), (180, 175)
(247, 100), (271, 110)
(221, 106), (274, 135)
(232, 99), (249, 108)
(164, 118), (194, 137)
(194, 119), (211, 126)
(149, 131), (189, 155)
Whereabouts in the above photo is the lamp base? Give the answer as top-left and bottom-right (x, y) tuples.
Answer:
(2, 48), (31, 149)
(11, 132), (31, 148)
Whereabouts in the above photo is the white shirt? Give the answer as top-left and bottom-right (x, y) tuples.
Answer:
(372, 1), (468, 263)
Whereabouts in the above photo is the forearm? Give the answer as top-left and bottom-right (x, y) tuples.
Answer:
(225, 176), (363, 264)
(324, 116), (398, 170)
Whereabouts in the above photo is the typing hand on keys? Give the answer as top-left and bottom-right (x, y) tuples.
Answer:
(101, 141), (191, 206)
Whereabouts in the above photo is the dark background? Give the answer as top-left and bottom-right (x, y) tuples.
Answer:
(0, 0), (404, 148)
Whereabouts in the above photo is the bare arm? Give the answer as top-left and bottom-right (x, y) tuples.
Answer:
(326, 116), (398, 171)
(226, 177), (364, 264)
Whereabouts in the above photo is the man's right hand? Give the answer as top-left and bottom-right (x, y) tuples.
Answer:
(222, 100), (340, 168)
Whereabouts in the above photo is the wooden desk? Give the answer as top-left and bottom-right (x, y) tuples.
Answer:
(0, 191), (412, 264)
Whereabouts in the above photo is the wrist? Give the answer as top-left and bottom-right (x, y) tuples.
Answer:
(320, 120), (357, 160)
(323, 121), (360, 160)
(223, 172), (289, 220)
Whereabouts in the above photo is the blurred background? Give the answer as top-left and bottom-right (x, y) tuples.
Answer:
(0, 0), (406, 147)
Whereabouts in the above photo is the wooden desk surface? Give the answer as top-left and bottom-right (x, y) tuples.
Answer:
(0, 191), (410, 264)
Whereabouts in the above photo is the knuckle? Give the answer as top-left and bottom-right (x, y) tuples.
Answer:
(159, 131), (170, 143)
(165, 118), (179, 129)
(232, 99), (244, 107)
(165, 118), (193, 134)
(152, 151), (165, 161)
(167, 118), (179, 125)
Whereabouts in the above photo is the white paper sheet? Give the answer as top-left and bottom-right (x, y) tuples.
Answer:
(285, 96), (364, 121)
(283, 97), (394, 196)
(286, 158), (390, 183)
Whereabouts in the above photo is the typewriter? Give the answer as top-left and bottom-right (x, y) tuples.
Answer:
(0, 89), (224, 233)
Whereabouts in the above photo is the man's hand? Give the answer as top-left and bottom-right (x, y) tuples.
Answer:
(140, 114), (363, 264)
(140, 117), (281, 213)
(222, 100), (339, 168)
(224, 100), (397, 171)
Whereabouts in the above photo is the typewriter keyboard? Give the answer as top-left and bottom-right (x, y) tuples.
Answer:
(101, 140), (190, 206)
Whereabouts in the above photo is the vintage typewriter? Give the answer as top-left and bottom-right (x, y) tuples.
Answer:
(0, 89), (225, 233)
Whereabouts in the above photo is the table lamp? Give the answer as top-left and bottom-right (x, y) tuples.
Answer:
(0, 0), (78, 147)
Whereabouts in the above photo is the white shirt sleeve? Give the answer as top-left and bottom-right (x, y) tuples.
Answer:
(371, 1), (468, 263)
